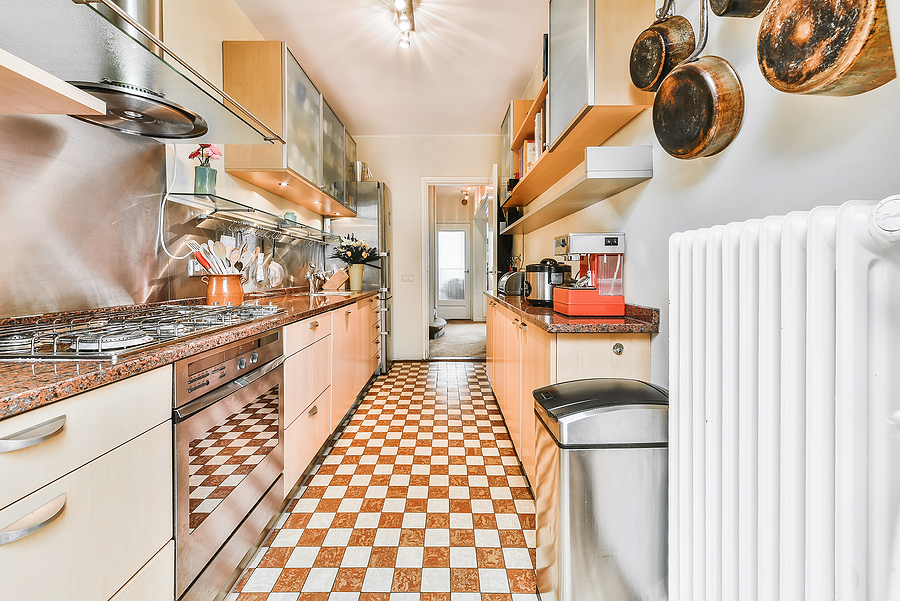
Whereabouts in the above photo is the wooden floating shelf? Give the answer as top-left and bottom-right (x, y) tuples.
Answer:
(226, 167), (356, 218)
(501, 146), (652, 235)
(503, 104), (650, 208)
(510, 78), (548, 151)
(0, 48), (106, 116)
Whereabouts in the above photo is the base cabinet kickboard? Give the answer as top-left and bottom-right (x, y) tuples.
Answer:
(486, 301), (650, 486)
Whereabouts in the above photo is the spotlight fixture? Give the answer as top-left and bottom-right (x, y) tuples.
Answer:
(394, 0), (415, 48)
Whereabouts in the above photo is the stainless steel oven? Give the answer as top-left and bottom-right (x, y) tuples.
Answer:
(173, 329), (285, 601)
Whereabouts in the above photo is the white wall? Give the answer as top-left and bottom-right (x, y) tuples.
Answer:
(522, 12), (900, 386)
(356, 135), (500, 359)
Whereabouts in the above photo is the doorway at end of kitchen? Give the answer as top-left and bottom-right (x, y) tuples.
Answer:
(424, 179), (489, 359)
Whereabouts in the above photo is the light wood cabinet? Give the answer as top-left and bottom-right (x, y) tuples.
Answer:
(284, 387), (332, 495)
(0, 47), (106, 115)
(284, 335), (332, 432)
(0, 366), (172, 512)
(223, 41), (355, 218)
(109, 540), (174, 601)
(486, 302), (650, 485)
(0, 422), (172, 601)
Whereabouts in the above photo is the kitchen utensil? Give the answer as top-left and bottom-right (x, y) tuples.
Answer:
(201, 274), (247, 306)
(194, 251), (213, 273)
(240, 251), (254, 268)
(630, 0), (696, 92)
(268, 261), (285, 288)
(652, 0), (745, 159)
(757, 0), (895, 96)
(229, 246), (240, 263)
(710, 0), (769, 17)
(188, 240), (222, 275)
(524, 259), (572, 307)
(213, 240), (227, 261)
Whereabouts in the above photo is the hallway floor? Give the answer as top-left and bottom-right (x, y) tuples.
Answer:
(228, 361), (538, 601)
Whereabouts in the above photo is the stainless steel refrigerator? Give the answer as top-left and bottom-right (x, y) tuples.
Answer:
(326, 181), (392, 373)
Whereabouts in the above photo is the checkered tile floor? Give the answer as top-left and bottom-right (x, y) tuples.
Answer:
(189, 388), (280, 531)
(228, 361), (539, 601)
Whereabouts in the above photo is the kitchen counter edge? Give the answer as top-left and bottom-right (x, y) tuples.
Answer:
(485, 291), (659, 334)
(0, 291), (379, 422)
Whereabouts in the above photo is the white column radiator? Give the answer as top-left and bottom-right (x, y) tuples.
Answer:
(668, 198), (900, 601)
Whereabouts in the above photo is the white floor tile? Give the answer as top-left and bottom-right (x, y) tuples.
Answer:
(242, 567), (281, 593)
(374, 527), (401, 546)
(338, 498), (364, 513)
(355, 512), (382, 528)
(266, 594), (300, 601)
(402, 513), (427, 529)
(427, 498), (451, 513)
(323, 528), (353, 546)
(496, 513), (521, 530)
(383, 498), (407, 512)
(449, 546), (478, 568)
(301, 567), (338, 592)
(292, 498), (320, 513)
(420, 567), (451, 592)
(361, 567), (394, 592)
(450, 513), (474, 529)
(424, 528), (450, 547)
(503, 547), (534, 569)
(470, 499), (494, 513)
(285, 546), (320, 568)
(271, 529), (303, 547)
(341, 546), (372, 567)
(396, 546), (424, 568)
(479, 568), (512, 593)
(306, 512), (336, 529)
(474, 529), (502, 547)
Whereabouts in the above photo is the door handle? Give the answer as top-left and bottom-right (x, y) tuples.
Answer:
(0, 493), (67, 546)
(309, 321), (319, 329)
(0, 415), (66, 453)
(308, 405), (318, 417)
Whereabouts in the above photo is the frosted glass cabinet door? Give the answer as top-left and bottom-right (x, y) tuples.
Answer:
(344, 131), (357, 213)
(322, 100), (345, 205)
(499, 104), (512, 202)
(284, 47), (320, 185)
(548, 0), (589, 148)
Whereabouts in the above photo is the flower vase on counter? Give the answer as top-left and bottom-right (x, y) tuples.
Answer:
(194, 165), (217, 195)
(331, 233), (378, 293)
(349, 263), (364, 291)
(189, 144), (222, 196)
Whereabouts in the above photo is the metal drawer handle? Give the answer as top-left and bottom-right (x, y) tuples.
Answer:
(0, 415), (66, 454)
(345, 310), (352, 315)
(0, 493), (67, 546)
(309, 321), (319, 329)
(520, 322), (528, 330)
(308, 405), (318, 417)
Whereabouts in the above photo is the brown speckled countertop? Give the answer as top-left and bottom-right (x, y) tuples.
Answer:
(0, 290), (378, 422)
(486, 291), (659, 334)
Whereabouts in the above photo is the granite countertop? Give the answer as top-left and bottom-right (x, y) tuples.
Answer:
(485, 291), (659, 334)
(0, 289), (379, 422)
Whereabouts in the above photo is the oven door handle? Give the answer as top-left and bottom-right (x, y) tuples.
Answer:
(174, 355), (286, 422)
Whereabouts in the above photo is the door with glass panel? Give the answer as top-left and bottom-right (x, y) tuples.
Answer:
(436, 223), (471, 320)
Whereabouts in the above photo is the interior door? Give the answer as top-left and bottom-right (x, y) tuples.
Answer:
(436, 222), (471, 320)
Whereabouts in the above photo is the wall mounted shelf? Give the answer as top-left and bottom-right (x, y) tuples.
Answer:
(501, 146), (652, 235)
(224, 168), (356, 218)
(0, 48), (106, 115)
(510, 78), (548, 151)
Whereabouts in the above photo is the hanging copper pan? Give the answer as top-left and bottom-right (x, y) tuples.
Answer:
(653, 0), (745, 159)
(630, 0), (696, 92)
(758, 0), (896, 96)
(710, 0), (770, 18)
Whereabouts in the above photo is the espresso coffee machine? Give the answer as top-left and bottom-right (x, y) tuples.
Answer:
(552, 233), (625, 316)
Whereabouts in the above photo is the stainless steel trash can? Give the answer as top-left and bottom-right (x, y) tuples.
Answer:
(533, 378), (668, 601)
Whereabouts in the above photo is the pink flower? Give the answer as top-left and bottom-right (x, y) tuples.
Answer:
(189, 144), (223, 167)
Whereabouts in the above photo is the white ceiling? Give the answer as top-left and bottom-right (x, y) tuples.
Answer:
(233, 0), (549, 137)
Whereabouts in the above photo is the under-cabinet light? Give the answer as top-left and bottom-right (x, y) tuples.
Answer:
(399, 32), (411, 48)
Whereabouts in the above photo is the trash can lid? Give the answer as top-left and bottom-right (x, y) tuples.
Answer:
(533, 378), (667, 421)
(533, 378), (668, 447)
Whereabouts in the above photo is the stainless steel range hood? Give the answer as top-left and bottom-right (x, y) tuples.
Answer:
(0, 0), (282, 144)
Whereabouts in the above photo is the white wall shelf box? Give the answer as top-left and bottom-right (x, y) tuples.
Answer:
(501, 146), (652, 235)
(0, 48), (106, 116)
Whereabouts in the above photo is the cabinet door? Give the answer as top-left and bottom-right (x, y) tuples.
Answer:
(486, 301), (495, 383)
(331, 304), (359, 429)
(109, 540), (174, 601)
(0, 423), (172, 601)
(548, 0), (589, 148)
(504, 314), (522, 454)
(345, 131), (358, 213)
(520, 323), (552, 486)
(284, 387), (331, 494)
(555, 333), (651, 382)
(284, 335), (332, 428)
(284, 46), (320, 185)
(321, 100), (345, 205)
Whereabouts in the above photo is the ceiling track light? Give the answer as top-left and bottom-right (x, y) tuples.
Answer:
(394, 0), (415, 48)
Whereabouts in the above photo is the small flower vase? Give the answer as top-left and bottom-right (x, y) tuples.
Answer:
(349, 263), (364, 291)
(194, 165), (217, 195)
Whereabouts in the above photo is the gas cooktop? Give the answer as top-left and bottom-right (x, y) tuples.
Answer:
(0, 303), (284, 362)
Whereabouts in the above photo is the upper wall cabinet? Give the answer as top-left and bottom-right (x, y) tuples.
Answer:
(547, 0), (654, 153)
(321, 100), (345, 206)
(223, 41), (356, 218)
(345, 131), (358, 213)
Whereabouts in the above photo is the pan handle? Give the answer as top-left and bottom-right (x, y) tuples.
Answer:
(685, 0), (709, 62)
(656, 0), (676, 19)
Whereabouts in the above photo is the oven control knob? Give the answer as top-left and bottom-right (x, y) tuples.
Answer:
(238, 357), (247, 369)
(250, 352), (259, 364)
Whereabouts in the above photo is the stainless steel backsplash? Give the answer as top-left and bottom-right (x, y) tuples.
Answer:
(0, 114), (320, 318)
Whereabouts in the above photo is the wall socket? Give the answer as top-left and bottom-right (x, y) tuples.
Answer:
(188, 259), (204, 277)
(401, 274), (414, 282)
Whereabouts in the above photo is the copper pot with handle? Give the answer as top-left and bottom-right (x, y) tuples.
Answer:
(652, 0), (745, 159)
(757, 0), (896, 96)
(202, 274), (247, 306)
(630, 0), (696, 92)
(709, 0), (770, 17)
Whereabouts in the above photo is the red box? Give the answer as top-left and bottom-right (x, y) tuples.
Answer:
(553, 287), (625, 317)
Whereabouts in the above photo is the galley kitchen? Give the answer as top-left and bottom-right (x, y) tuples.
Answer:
(1, 1), (900, 601)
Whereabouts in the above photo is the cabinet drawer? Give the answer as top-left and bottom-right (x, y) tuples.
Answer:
(284, 312), (332, 356)
(284, 386), (332, 495)
(0, 366), (172, 511)
(110, 540), (174, 601)
(284, 335), (332, 427)
(0, 422), (172, 601)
